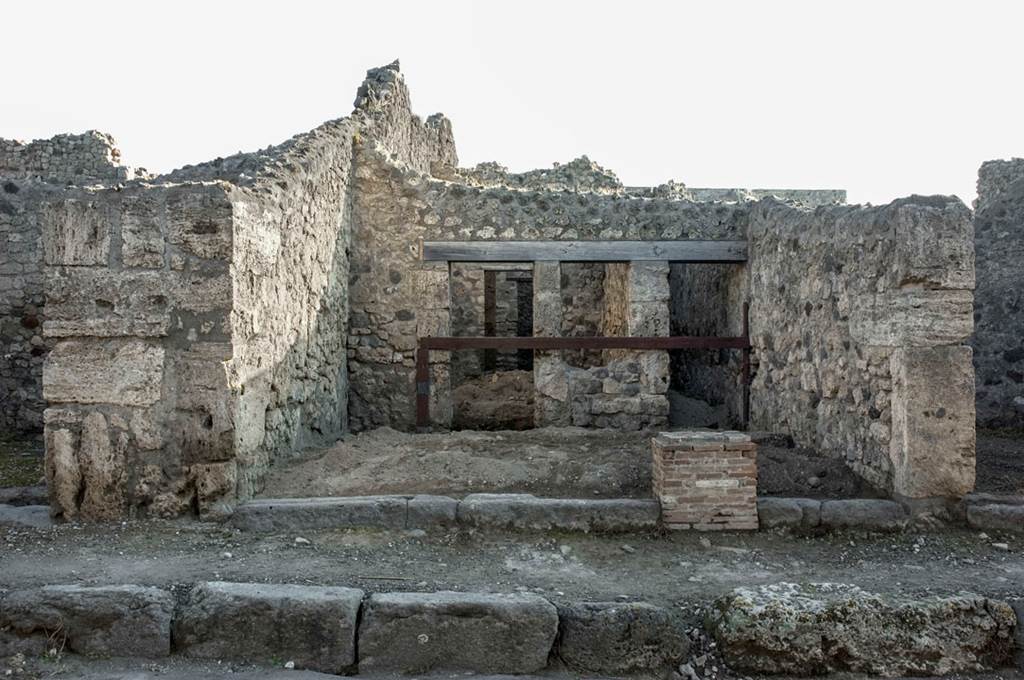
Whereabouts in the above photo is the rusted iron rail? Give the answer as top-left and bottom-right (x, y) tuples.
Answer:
(416, 302), (753, 429)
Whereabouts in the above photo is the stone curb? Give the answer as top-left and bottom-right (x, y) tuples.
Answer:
(1, 582), (1021, 675)
(232, 493), (659, 533)
(966, 503), (1024, 532)
(757, 497), (909, 531)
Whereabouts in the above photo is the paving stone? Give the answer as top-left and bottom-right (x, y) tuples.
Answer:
(556, 601), (689, 674)
(231, 496), (407, 531)
(358, 591), (558, 674)
(172, 582), (363, 674)
(709, 582), (1017, 676)
(819, 499), (908, 531)
(0, 585), (173, 657)
(457, 493), (659, 532)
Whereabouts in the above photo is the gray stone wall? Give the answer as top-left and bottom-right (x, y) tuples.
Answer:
(973, 159), (1024, 427)
(747, 196), (975, 498)
(0, 131), (138, 185)
(1, 133), (137, 435)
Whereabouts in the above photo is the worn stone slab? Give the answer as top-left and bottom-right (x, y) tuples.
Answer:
(0, 485), (48, 506)
(358, 591), (558, 674)
(0, 585), (173, 657)
(756, 497), (822, 529)
(1012, 600), (1024, 671)
(43, 338), (164, 406)
(556, 602), (689, 674)
(708, 582), (1016, 676)
(458, 493), (660, 532)
(231, 496), (407, 532)
(407, 494), (458, 527)
(0, 504), (52, 529)
(967, 503), (1024, 532)
(819, 499), (908, 531)
(173, 582), (363, 674)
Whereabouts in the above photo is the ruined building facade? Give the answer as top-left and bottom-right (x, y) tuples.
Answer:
(0, 62), (1015, 520)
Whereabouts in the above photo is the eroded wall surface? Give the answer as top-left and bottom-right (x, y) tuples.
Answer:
(973, 159), (1024, 427)
(1, 133), (138, 434)
(748, 197), (975, 497)
(41, 182), (236, 519)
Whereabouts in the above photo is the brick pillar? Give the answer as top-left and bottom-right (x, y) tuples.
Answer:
(652, 430), (759, 531)
(415, 263), (452, 428)
(533, 261), (568, 426)
(628, 262), (670, 425)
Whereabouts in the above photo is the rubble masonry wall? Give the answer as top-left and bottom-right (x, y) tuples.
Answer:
(972, 159), (1024, 428)
(747, 197), (976, 497)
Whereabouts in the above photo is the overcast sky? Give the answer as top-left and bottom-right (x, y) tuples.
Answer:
(4, 1), (1022, 205)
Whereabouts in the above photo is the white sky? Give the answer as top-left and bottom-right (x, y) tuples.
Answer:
(4, 0), (1022, 205)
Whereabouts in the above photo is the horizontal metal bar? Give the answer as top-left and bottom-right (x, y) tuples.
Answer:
(421, 240), (748, 263)
(419, 336), (750, 351)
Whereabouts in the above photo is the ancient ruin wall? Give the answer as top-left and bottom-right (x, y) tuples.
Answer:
(227, 118), (359, 497)
(973, 159), (1024, 428)
(1, 133), (136, 434)
(349, 142), (750, 430)
(748, 197), (975, 497)
(41, 181), (236, 520)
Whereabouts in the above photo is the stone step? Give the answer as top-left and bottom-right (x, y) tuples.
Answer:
(231, 493), (660, 533)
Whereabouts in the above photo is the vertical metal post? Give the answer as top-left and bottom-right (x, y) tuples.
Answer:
(741, 301), (751, 429)
(415, 346), (430, 431)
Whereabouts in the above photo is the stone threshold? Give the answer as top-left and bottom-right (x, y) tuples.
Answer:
(0, 581), (1019, 677)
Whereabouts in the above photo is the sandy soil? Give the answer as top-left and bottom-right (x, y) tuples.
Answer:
(259, 427), (876, 501)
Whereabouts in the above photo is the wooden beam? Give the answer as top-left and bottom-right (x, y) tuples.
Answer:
(421, 240), (747, 263)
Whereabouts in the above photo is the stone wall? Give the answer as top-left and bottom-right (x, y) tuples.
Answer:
(747, 196), (975, 498)
(227, 118), (358, 497)
(41, 181), (237, 519)
(1, 133), (137, 434)
(347, 139), (751, 431)
(0, 131), (138, 185)
(973, 159), (1024, 427)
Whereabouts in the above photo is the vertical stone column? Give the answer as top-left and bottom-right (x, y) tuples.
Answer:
(627, 262), (670, 426)
(890, 346), (975, 498)
(533, 261), (568, 426)
(415, 262), (452, 429)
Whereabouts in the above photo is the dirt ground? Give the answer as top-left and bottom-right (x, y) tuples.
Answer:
(260, 427), (878, 500)
(452, 370), (534, 430)
(0, 434), (43, 488)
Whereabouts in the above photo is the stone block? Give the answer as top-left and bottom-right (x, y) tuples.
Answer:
(757, 497), (822, 529)
(44, 425), (80, 519)
(166, 186), (232, 260)
(231, 496), (408, 532)
(408, 494), (458, 527)
(890, 346), (975, 498)
(358, 591), (558, 674)
(819, 499), (907, 531)
(173, 582), (363, 673)
(556, 601), (689, 674)
(0, 504), (52, 529)
(41, 197), (110, 265)
(44, 269), (170, 337)
(43, 338), (164, 407)
(709, 583), (1016, 676)
(850, 289), (973, 347)
(893, 200), (974, 291)
(78, 411), (125, 520)
(189, 461), (237, 517)
(120, 192), (165, 268)
(966, 503), (1024, 532)
(0, 585), (173, 658)
(457, 493), (659, 532)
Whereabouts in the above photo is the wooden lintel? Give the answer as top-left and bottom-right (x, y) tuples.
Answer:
(420, 240), (747, 263)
